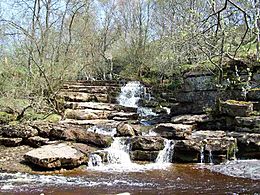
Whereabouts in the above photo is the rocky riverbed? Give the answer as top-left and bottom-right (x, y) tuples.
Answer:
(0, 78), (260, 194)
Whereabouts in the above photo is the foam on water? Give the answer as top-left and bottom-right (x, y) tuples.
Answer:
(207, 160), (260, 180)
(0, 172), (155, 192)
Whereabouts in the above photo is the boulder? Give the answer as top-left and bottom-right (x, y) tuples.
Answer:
(26, 136), (50, 148)
(150, 123), (194, 139)
(171, 114), (209, 124)
(130, 137), (164, 151)
(130, 150), (159, 161)
(49, 125), (113, 148)
(116, 122), (137, 137)
(0, 137), (23, 147)
(220, 100), (253, 117)
(24, 143), (87, 169)
(29, 122), (53, 138)
(1, 124), (38, 138)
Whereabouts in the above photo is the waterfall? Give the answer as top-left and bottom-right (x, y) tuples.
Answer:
(88, 154), (103, 167)
(117, 81), (144, 108)
(105, 137), (131, 164)
(209, 149), (213, 164)
(200, 145), (205, 164)
(155, 140), (175, 163)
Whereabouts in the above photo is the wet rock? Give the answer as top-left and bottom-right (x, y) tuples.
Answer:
(220, 100), (253, 117)
(50, 125), (113, 148)
(65, 109), (110, 120)
(0, 137), (23, 147)
(24, 143), (87, 169)
(26, 136), (50, 148)
(171, 114), (209, 124)
(174, 140), (200, 162)
(150, 123), (194, 139)
(116, 122), (137, 137)
(72, 143), (96, 155)
(1, 124), (38, 138)
(227, 132), (260, 159)
(130, 150), (159, 161)
(130, 137), (164, 151)
(108, 112), (139, 121)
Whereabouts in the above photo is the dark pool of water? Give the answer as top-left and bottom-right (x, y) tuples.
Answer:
(0, 163), (259, 195)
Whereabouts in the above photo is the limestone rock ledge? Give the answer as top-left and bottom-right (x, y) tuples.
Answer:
(24, 143), (87, 169)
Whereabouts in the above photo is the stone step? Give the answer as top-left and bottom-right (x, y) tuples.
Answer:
(60, 119), (120, 127)
(61, 85), (120, 94)
(64, 102), (118, 111)
(64, 102), (138, 113)
(63, 80), (121, 87)
(58, 92), (109, 103)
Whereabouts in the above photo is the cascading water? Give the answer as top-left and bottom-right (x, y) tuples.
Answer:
(117, 81), (144, 108)
(106, 137), (131, 164)
(87, 126), (117, 137)
(88, 154), (103, 167)
(200, 145), (205, 164)
(117, 81), (157, 117)
(155, 140), (175, 164)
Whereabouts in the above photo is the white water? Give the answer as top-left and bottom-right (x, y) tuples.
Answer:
(117, 81), (144, 108)
(155, 140), (175, 163)
(87, 126), (117, 136)
(87, 137), (174, 172)
(88, 154), (103, 167)
(117, 81), (157, 117)
(200, 145), (205, 164)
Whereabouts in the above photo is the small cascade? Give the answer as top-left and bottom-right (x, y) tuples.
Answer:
(200, 145), (205, 164)
(156, 140), (175, 164)
(105, 137), (131, 164)
(88, 154), (103, 167)
(209, 149), (213, 165)
(117, 81), (144, 108)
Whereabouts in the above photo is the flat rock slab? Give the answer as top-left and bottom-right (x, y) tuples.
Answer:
(64, 102), (117, 111)
(60, 119), (120, 127)
(26, 136), (50, 148)
(58, 92), (108, 103)
(108, 112), (139, 120)
(24, 143), (87, 169)
(171, 114), (209, 124)
(150, 123), (194, 139)
(65, 109), (111, 120)
(50, 124), (113, 148)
